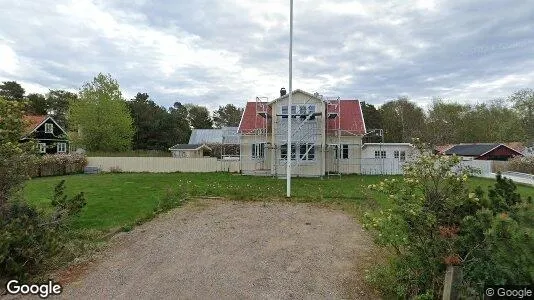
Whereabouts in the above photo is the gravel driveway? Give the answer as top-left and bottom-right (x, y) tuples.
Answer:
(59, 200), (379, 299)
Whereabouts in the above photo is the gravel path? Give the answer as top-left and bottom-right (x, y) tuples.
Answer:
(59, 200), (379, 299)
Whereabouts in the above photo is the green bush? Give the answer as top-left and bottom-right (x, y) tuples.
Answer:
(363, 144), (534, 298)
(0, 181), (86, 280)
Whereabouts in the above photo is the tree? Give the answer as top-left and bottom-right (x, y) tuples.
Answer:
(26, 93), (48, 115)
(47, 90), (77, 129)
(509, 88), (534, 144)
(0, 98), (37, 208)
(379, 97), (425, 142)
(0, 81), (25, 101)
(128, 92), (177, 150)
(213, 104), (243, 127)
(186, 104), (213, 129)
(361, 102), (382, 130)
(169, 102), (192, 144)
(70, 73), (134, 152)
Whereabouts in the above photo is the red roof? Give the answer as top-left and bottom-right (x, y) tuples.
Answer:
(237, 102), (270, 134)
(327, 100), (366, 135)
(23, 115), (47, 134)
(237, 99), (366, 135)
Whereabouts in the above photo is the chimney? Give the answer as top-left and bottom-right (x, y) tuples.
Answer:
(280, 87), (287, 97)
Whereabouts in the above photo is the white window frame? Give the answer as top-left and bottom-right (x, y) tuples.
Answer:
(57, 142), (67, 153)
(38, 143), (47, 154)
(299, 143), (315, 161)
(45, 123), (53, 134)
(394, 150), (400, 159)
(281, 105), (288, 118)
(374, 150), (380, 159)
(341, 144), (349, 159)
(252, 143), (265, 159)
(381, 150), (386, 159)
(400, 151), (406, 162)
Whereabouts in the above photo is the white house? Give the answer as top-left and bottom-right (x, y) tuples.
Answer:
(237, 89), (366, 177)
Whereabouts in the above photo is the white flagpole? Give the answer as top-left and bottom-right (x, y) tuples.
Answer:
(286, 0), (293, 198)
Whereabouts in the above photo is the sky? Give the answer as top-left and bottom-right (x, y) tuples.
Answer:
(1, 0), (533, 111)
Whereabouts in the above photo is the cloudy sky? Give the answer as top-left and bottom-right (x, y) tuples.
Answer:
(1, 0), (533, 110)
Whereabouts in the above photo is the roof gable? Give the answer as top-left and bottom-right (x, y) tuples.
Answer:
(22, 115), (67, 137)
(268, 89), (322, 105)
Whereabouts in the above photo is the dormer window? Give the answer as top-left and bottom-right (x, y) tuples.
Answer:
(45, 123), (53, 134)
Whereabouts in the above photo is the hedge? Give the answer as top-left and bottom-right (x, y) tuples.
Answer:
(30, 154), (88, 177)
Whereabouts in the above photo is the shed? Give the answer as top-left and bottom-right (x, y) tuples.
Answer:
(444, 143), (523, 161)
(360, 143), (415, 175)
(169, 144), (212, 158)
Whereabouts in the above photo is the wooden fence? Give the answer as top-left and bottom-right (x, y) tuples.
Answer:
(87, 157), (240, 173)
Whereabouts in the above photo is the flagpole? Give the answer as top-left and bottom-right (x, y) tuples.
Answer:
(286, 0), (293, 198)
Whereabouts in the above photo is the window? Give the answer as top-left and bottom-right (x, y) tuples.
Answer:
(281, 143), (296, 160)
(281, 105), (288, 118)
(57, 142), (67, 153)
(307, 105), (315, 114)
(299, 143), (315, 161)
(394, 150), (400, 159)
(381, 151), (386, 158)
(299, 105), (307, 115)
(400, 151), (406, 162)
(38, 143), (47, 154)
(342, 145), (349, 159)
(252, 143), (265, 159)
(45, 123), (53, 134)
(290, 105), (297, 116)
(374, 150), (380, 159)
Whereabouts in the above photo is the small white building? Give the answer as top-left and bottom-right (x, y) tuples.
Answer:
(360, 143), (416, 175)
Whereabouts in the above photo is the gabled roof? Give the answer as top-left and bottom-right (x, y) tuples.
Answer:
(188, 127), (239, 144)
(168, 144), (212, 151)
(444, 143), (525, 157)
(23, 115), (48, 134)
(237, 102), (269, 134)
(22, 115), (67, 137)
(268, 89), (322, 105)
(237, 93), (366, 135)
(327, 99), (366, 135)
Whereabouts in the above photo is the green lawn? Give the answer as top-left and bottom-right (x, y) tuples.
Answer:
(24, 173), (534, 232)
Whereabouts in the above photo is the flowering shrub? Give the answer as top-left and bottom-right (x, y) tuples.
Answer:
(507, 156), (534, 174)
(31, 154), (88, 177)
(363, 142), (534, 298)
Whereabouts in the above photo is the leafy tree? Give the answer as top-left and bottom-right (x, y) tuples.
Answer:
(361, 102), (382, 130)
(379, 97), (425, 142)
(47, 90), (77, 129)
(186, 104), (213, 129)
(0, 81), (25, 101)
(213, 104), (243, 127)
(128, 92), (178, 150)
(26, 93), (48, 115)
(169, 102), (192, 144)
(0, 98), (37, 208)
(70, 73), (134, 152)
(509, 88), (534, 144)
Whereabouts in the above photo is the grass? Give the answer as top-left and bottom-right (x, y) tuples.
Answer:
(24, 173), (534, 233)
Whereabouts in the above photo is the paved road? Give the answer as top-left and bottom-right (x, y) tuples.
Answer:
(59, 200), (379, 299)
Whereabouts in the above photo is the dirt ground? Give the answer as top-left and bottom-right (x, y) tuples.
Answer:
(57, 200), (380, 299)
